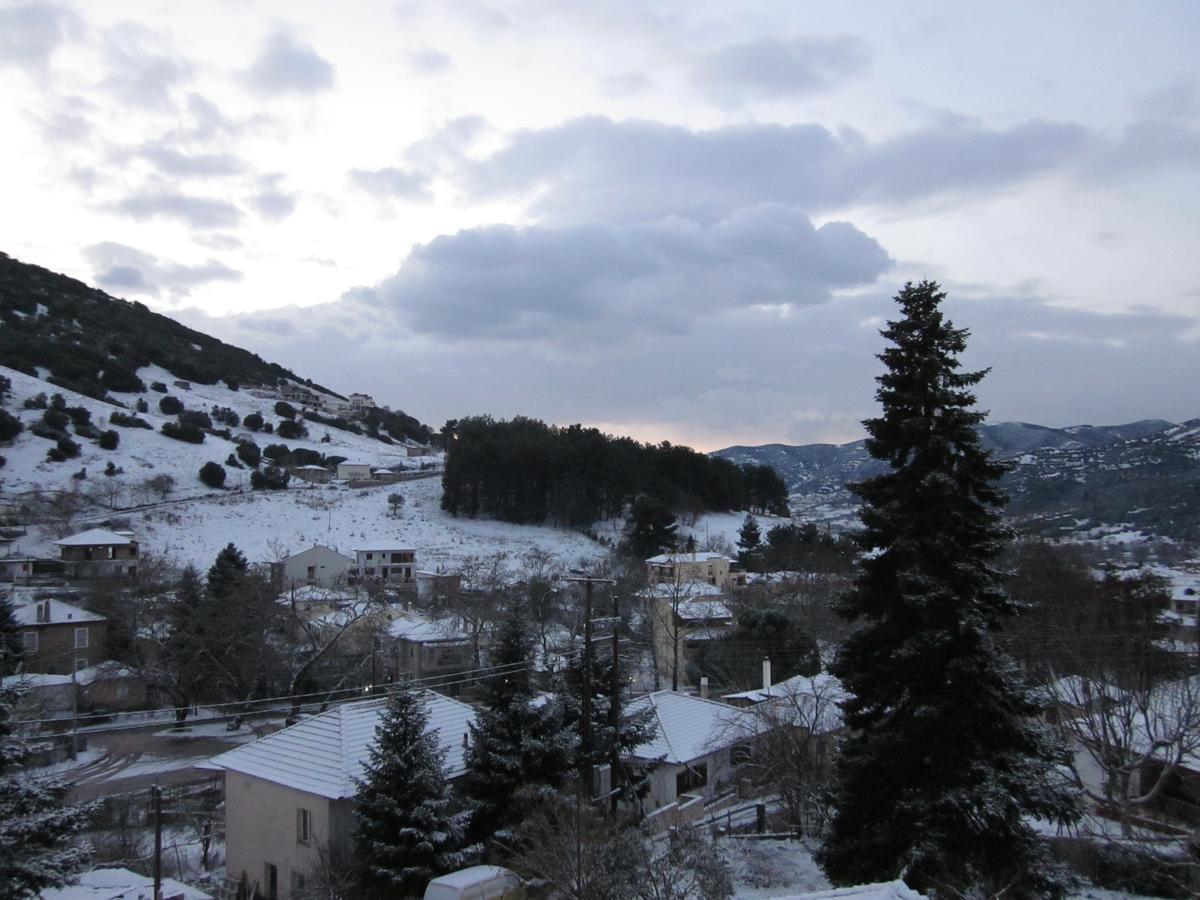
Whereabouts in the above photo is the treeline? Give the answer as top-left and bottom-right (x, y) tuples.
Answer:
(441, 416), (789, 526)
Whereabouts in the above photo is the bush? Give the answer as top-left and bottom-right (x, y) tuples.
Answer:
(66, 406), (92, 427)
(199, 461), (226, 488)
(98, 430), (119, 450)
(136, 398), (149, 413)
(110, 411), (152, 430)
(243, 412), (264, 431)
(104, 461), (122, 476)
(159, 395), (184, 415)
(236, 441), (261, 467)
(42, 407), (70, 430)
(101, 365), (146, 393)
(0, 409), (23, 442)
(178, 410), (213, 430)
(277, 419), (307, 440)
(150, 381), (167, 393)
(263, 443), (291, 464)
(225, 453), (242, 468)
(275, 401), (296, 419)
(50, 436), (81, 460)
(74, 424), (101, 440)
(251, 465), (290, 490)
(30, 422), (67, 441)
(211, 406), (239, 428)
(161, 421), (204, 444)
(223, 377), (240, 391)
(262, 422), (273, 434)
(23, 393), (47, 410)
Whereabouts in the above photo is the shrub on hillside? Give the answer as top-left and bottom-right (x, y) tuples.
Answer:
(150, 381), (167, 393)
(211, 406), (240, 428)
(223, 377), (240, 391)
(274, 401), (296, 419)
(110, 411), (152, 429)
(243, 412), (264, 431)
(23, 393), (48, 410)
(225, 453), (243, 469)
(42, 407), (70, 430)
(47, 436), (81, 461)
(159, 395), (184, 415)
(277, 419), (307, 440)
(161, 421), (204, 444)
(0, 409), (23, 442)
(98, 430), (119, 450)
(136, 398), (149, 413)
(251, 465), (290, 490)
(199, 461), (226, 488)
(236, 441), (261, 467)
(178, 410), (213, 430)
(101, 365), (146, 393)
(263, 443), (290, 464)
(74, 424), (101, 440)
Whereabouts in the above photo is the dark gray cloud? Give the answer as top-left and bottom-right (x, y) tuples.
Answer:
(101, 24), (191, 109)
(452, 115), (1099, 224)
(405, 46), (452, 73)
(0, 2), (81, 75)
(250, 174), (297, 220)
(110, 187), (242, 228)
(353, 204), (891, 341)
(243, 29), (334, 95)
(84, 241), (241, 298)
(348, 166), (430, 199)
(693, 35), (869, 107)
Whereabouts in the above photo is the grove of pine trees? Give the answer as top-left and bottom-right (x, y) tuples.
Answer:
(818, 281), (1078, 896)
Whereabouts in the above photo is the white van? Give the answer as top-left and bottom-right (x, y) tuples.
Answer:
(422, 866), (525, 900)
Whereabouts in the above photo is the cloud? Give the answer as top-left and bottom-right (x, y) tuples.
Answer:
(0, 2), (81, 75)
(34, 93), (95, 141)
(353, 204), (891, 342)
(243, 29), (334, 95)
(405, 46), (452, 73)
(693, 35), (869, 107)
(453, 115), (1101, 224)
(101, 24), (191, 109)
(110, 187), (242, 228)
(348, 166), (430, 200)
(131, 141), (244, 177)
(250, 174), (297, 220)
(600, 72), (653, 97)
(84, 241), (241, 298)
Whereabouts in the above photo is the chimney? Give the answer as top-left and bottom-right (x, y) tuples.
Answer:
(699, 676), (709, 700)
(762, 657), (772, 694)
(40, 599), (51, 623)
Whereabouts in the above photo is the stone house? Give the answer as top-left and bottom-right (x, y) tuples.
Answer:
(206, 691), (475, 899)
(385, 612), (471, 691)
(14, 598), (107, 674)
(54, 528), (139, 579)
(291, 465), (331, 485)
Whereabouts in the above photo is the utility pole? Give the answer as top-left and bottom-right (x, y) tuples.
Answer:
(565, 574), (616, 791)
(610, 586), (621, 815)
(151, 785), (163, 900)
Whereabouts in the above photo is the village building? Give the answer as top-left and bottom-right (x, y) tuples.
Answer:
(623, 690), (761, 822)
(271, 545), (354, 589)
(351, 543), (416, 584)
(347, 392), (376, 410)
(404, 444), (435, 457)
(334, 461), (373, 481)
(206, 691), (474, 898)
(0, 555), (41, 582)
(385, 612), (472, 690)
(415, 570), (462, 606)
(643, 581), (734, 689)
(14, 597), (107, 675)
(645, 551), (746, 591)
(54, 528), (139, 579)
(291, 464), (331, 485)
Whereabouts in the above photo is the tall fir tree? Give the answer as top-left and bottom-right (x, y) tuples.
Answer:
(355, 685), (466, 897)
(207, 542), (249, 599)
(0, 592), (23, 678)
(628, 497), (677, 560)
(462, 601), (571, 842)
(817, 282), (1077, 897)
(736, 514), (761, 571)
(0, 659), (95, 895)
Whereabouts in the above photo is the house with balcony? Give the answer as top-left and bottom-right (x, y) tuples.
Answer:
(351, 543), (416, 584)
(645, 552), (745, 591)
(54, 528), (139, 579)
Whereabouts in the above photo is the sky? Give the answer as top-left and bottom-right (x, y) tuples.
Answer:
(1, 1), (1198, 450)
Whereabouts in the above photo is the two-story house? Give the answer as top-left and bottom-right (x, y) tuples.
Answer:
(385, 612), (471, 691)
(54, 528), (139, 579)
(14, 598), (107, 674)
(271, 545), (354, 589)
(645, 552), (745, 591)
(351, 543), (416, 584)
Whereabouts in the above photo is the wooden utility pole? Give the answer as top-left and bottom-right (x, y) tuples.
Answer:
(610, 587), (621, 814)
(565, 574), (616, 791)
(151, 785), (163, 900)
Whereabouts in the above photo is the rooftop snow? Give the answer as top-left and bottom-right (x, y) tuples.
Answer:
(356, 541), (415, 552)
(388, 613), (468, 642)
(646, 552), (731, 564)
(54, 528), (136, 546)
(40, 866), (212, 900)
(767, 880), (925, 900)
(13, 599), (105, 626)
(625, 691), (759, 764)
(205, 690), (475, 799)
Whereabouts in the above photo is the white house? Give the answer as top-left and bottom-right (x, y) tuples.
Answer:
(271, 545), (354, 588)
(54, 528), (139, 579)
(207, 691), (475, 899)
(351, 543), (416, 584)
(335, 461), (373, 481)
(348, 393), (376, 410)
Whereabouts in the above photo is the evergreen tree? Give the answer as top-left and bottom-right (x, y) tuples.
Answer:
(0, 593), (23, 678)
(462, 602), (571, 842)
(628, 497), (677, 560)
(207, 543), (249, 599)
(736, 514), (761, 570)
(0, 680), (95, 896)
(817, 282), (1077, 896)
(355, 685), (466, 897)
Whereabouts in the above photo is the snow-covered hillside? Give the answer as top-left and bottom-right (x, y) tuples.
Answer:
(1, 364), (607, 573)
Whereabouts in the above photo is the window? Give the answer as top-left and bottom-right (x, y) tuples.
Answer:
(365, 552), (373, 560)
(74, 627), (89, 649)
(297, 808), (312, 844)
(22, 631), (38, 653)
(264, 863), (278, 899)
(675, 762), (708, 797)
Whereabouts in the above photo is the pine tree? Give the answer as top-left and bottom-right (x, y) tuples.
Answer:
(628, 497), (677, 560)
(817, 281), (1077, 897)
(462, 602), (571, 842)
(736, 514), (761, 571)
(207, 542), (249, 599)
(0, 593), (23, 678)
(0, 674), (95, 896)
(355, 685), (465, 897)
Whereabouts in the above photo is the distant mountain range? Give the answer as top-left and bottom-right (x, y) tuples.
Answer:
(715, 419), (1200, 543)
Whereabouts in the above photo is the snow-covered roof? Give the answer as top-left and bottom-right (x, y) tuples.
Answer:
(388, 613), (468, 642)
(767, 881), (925, 900)
(205, 690), (476, 799)
(625, 691), (760, 764)
(675, 598), (733, 621)
(428, 866), (515, 889)
(13, 599), (105, 626)
(3, 672), (74, 689)
(723, 673), (841, 704)
(641, 580), (726, 599)
(295, 464), (329, 471)
(356, 541), (415, 552)
(54, 528), (136, 547)
(40, 866), (212, 900)
(75, 660), (137, 686)
(646, 552), (731, 564)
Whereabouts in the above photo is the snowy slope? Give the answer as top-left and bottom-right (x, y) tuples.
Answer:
(2, 364), (607, 573)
